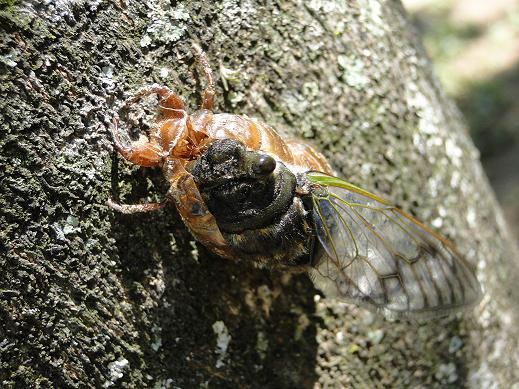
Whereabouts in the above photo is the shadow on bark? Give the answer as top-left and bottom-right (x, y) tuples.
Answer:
(109, 186), (320, 387)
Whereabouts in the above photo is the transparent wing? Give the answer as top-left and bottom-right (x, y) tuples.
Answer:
(306, 172), (482, 319)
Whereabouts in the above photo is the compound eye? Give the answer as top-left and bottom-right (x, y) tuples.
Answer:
(253, 154), (276, 175)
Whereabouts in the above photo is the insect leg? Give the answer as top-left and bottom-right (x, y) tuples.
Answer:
(107, 198), (168, 214)
(111, 118), (164, 167)
(123, 84), (173, 106)
(123, 84), (186, 120)
(192, 43), (215, 111)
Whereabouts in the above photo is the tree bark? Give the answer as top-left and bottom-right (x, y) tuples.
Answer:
(1, 0), (518, 387)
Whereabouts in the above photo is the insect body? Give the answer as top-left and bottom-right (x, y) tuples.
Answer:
(110, 46), (482, 318)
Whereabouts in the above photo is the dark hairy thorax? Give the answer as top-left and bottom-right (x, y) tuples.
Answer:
(190, 139), (315, 268)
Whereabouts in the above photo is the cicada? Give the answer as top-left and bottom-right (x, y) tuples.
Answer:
(109, 45), (482, 319)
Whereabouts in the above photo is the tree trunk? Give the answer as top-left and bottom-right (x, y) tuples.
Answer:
(2, 0), (518, 387)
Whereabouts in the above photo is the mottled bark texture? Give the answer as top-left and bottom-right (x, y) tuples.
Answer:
(1, 0), (518, 387)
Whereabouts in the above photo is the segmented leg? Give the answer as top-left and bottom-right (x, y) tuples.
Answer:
(192, 43), (215, 111)
(110, 85), (188, 212)
(111, 118), (164, 167)
(112, 82), (190, 167)
(107, 198), (168, 214)
(123, 84), (172, 104)
(124, 84), (186, 119)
